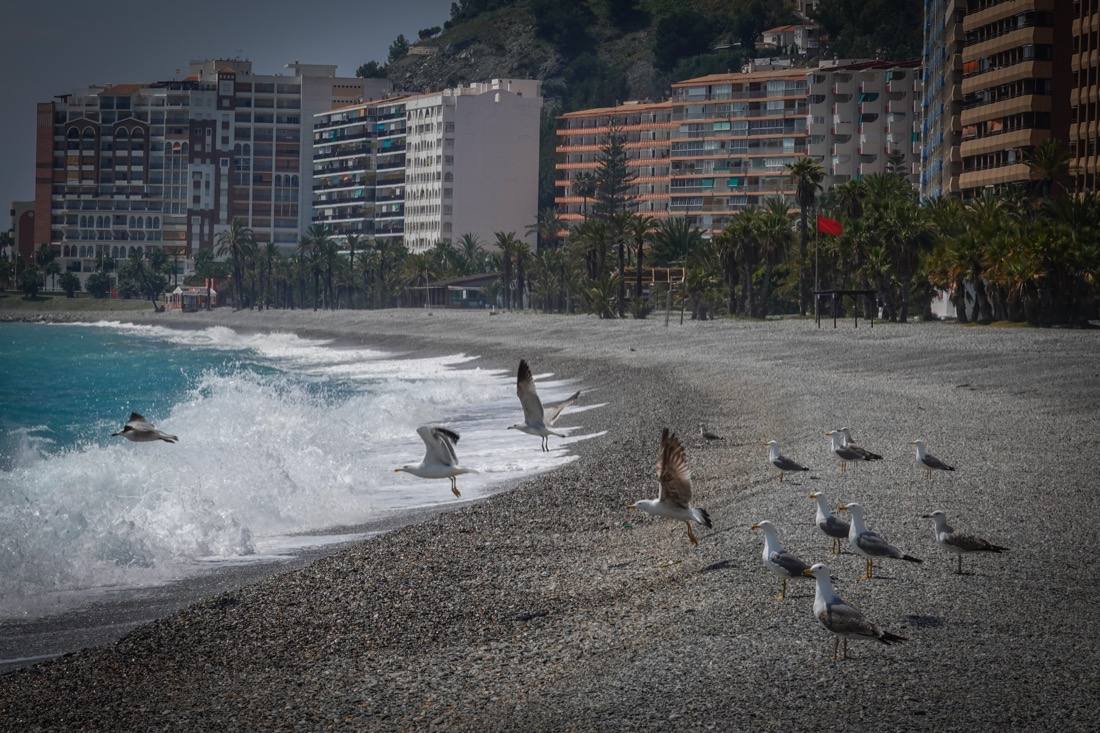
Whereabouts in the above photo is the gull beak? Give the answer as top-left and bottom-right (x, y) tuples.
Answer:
(111, 431), (121, 436)
(801, 568), (815, 577)
(393, 468), (402, 473)
(837, 504), (849, 513)
(920, 514), (933, 518)
(625, 504), (636, 511)
(750, 522), (760, 531)
(910, 440), (920, 444)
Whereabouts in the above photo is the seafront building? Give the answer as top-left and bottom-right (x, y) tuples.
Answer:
(33, 59), (390, 286)
(1071, 0), (1100, 191)
(920, 0), (964, 198)
(311, 79), (542, 253)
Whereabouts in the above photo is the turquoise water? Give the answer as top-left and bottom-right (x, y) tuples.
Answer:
(0, 321), (588, 618)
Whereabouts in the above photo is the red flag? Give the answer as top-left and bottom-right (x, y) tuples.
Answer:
(817, 214), (843, 236)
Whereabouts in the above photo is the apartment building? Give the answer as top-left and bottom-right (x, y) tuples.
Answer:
(554, 100), (674, 226)
(809, 60), (922, 190)
(921, 0), (965, 198)
(1071, 0), (1100, 191)
(34, 59), (389, 286)
(311, 79), (542, 253)
(669, 68), (810, 233)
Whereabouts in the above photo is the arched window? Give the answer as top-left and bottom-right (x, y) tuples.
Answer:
(291, 175), (298, 187)
(96, 216), (104, 228)
(146, 216), (153, 229)
(153, 217), (160, 228)
(129, 216), (136, 228)
(274, 174), (283, 187)
(234, 143), (241, 155)
(111, 246), (118, 258)
(243, 143), (250, 156)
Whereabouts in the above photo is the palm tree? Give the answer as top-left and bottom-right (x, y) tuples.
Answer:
(786, 157), (824, 314)
(574, 172), (597, 222)
(757, 198), (794, 318)
(404, 252), (437, 306)
(321, 238), (340, 309)
(261, 242), (279, 309)
(729, 207), (763, 317)
(457, 233), (483, 274)
(650, 217), (703, 266)
(1026, 138), (1071, 199)
(303, 225), (336, 309)
(494, 231), (522, 309)
(215, 219), (255, 309)
(526, 208), (564, 254)
(623, 214), (656, 316)
(344, 233), (362, 308)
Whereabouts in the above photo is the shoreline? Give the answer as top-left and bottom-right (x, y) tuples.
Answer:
(1, 309), (1099, 730)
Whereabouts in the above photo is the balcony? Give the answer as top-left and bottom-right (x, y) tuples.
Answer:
(313, 143), (371, 161)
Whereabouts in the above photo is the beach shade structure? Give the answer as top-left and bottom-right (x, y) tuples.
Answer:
(922, 510), (1008, 574)
(628, 429), (712, 547)
(508, 359), (580, 452)
(838, 503), (922, 580)
(111, 412), (178, 443)
(395, 425), (477, 498)
(838, 428), (882, 461)
(751, 520), (810, 601)
(825, 430), (878, 475)
(810, 491), (850, 555)
(766, 440), (810, 482)
(912, 440), (955, 479)
(802, 563), (908, 661)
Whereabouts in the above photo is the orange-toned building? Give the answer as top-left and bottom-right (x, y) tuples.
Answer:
(1071, 0), (1100, 191)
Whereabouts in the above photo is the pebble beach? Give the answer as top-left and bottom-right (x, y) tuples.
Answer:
(1, 308), (1098, 731)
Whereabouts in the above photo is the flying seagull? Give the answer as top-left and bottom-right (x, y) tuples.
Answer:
(912, 439), (955, 480)
(111, 412), (177, 443)
(838, 427), (882, 461)
(809, 491), (850, 555)
(699, 424), (725, 442)
(825, 430), (876, 475)
(838, 502), (922, 580)
(751, 520), (810, 601)
(766, 440), (809, 482)
(802, 563), (908, 660)
(922, 510), (1007, 574)
(628, 429), (712, 547)
(395, 425), (477, 498)
(509, 359), (580, 452)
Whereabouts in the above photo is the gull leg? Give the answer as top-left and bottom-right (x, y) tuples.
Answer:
(775, 576), (787, 601)
(864, 559), (873, 580)
(842, 638), (849, 660)
(685, 521), (699, 546)
(832, 637), (839, 661)
(451, 476), (461, 498)
(779, 472), (785, 483)
(956, 554), (963, 575)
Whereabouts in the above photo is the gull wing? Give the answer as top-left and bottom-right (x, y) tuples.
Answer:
(773, 454), (808, 472)
(129, 412), (146, 423)
(820, 515), (851, 539)
(769, 550), (810, 577)
(834, 446), (867, 462)
(923, 453), (955, 471)
(849, 444), (883, 460)
(855, 530), (902, 559)
(656, 428), (692, 509)
(945, 532), (1005, 553)
(416, 425), (459, 467)
(544, 390), (580, 426)
(819, 600), (881, 640)
(516, 360), (544, 425)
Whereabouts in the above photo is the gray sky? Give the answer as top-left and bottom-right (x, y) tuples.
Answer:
(0, 0), (452, 220)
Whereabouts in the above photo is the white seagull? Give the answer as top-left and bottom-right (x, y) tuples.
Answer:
(395, 425), (477, 498)
(802, 563), (908, 660)
(111, 412), (177, 443)
(912, 439), (955, 480)
(766, 440), (809, 482)
(838, 427), (882, 461)
(509, 359), (580, 452)
(825, 429), (881, 475)
(809, 491), (850, 555)
(751, 520), (810, 601)
(628, 428), (712, 547)
(922, 510), (1008, 574)
(838, 502), (922, 580)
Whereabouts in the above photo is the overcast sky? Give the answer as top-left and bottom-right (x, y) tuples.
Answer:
(0, 0), (452, 220)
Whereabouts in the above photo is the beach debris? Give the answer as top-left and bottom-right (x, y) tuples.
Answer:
(508, 359), (580, 452)
(751, 520), (810, 601)
(627, 429), (712, 547)
(838, 503), (922, 579)
(922, 510), (1007, 574)
(111, 412), (178, 443)
(803, 563), (908, 660)
(395, 426), (477, 498)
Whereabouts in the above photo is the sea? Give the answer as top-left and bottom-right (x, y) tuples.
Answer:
(0, 321), (596, 620)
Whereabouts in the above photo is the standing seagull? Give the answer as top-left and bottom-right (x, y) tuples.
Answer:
(838, 503), (922, 579)
(912, 439), (955, 480)
(825, 430), (875, 475)
(838, 427), (883, 460)
(395, 425), (477, 498)
(509, 359), (580, 452)
(751, 520), (810, 601)
(809, 491), (850, 555)
(628, 429), (712, 547)
(766, 440), (810, 482)
(699, 424), (725, 442)
(802, 563), (907, 660)
(922, 510), (1008, 574)
(111, 412), (177, 443)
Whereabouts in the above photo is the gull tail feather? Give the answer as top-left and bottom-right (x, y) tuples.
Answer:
(901, 554), (922, 563)
(158, 432), (179, 444)
(879, 631), (907, 645)
(693, 507), (712, 529)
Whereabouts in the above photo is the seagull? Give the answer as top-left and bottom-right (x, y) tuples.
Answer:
(802, 563), (908, 660)
(912, 439), (955, 480)
(825, 430), (876, 475)
(837, 427), (883, 461)
(699, 424), (725, 442)
(395, 425), (477, 498)
(751, 520), (810, 601)
(809, 491), (850, 555)
(766, 440), (809, 482)
(628, 428), (712, 547)
(111, 412), (177, 443)
(508, 359), (580, 452)
(922, 510), (1008, 574)
(838, 503), (922, 579)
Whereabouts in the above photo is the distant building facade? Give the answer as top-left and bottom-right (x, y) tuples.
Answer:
(920, 0), (964, 198)
(35, 59), (389, 285)
(311, 79), (542, 253)
(9, 201), (35, 261)
(1071, 0), (1100, 191)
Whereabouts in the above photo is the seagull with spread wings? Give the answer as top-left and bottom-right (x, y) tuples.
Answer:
(912, 439), (955, 480)
(111, 412), (178, 443)
(751, 520), (810, 601)
(395, 425), (477, 498)
(766, 440), (809, 482)
(838, 502), (922, 579)
(802, 563), (908, 660)
(508, 359), (580, 452)
(922, 510), (1007, 574)
(628, 429), (712, 546)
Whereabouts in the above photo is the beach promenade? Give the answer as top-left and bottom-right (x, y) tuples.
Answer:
(1, 309), (1098, 731)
